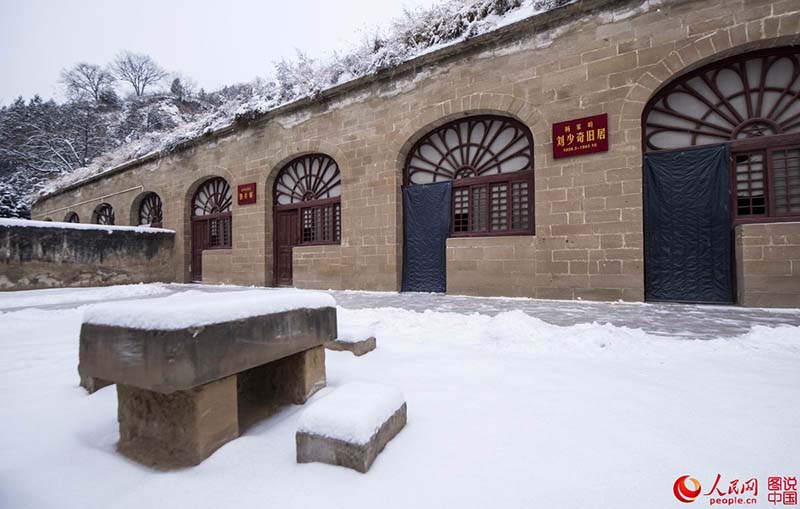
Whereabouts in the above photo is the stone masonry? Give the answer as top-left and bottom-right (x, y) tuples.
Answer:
(735, 222), (800, 308)
(31, 0), (800, 303)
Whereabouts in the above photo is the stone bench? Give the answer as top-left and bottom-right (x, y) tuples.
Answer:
(325, 324), (377, 356)
(296, 382), (406, 473)
(78, 290), (337, 468)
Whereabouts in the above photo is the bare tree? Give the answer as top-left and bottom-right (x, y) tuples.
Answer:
(111, 52), (167, 96)
(60, 63), (116, 102)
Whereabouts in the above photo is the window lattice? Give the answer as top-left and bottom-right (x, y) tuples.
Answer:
(771, 147), (800, 215)
(193, 178), (232, 217)
(275, 154), (341, 205)
(93, 203), (115, 225)
(138, 192), (163, 226)
(644, 48), (800, 151)
(406, 116), (533, 185)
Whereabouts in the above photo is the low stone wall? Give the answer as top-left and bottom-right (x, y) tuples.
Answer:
(735, 222), (800, 308)
(0, 219), (175, 290)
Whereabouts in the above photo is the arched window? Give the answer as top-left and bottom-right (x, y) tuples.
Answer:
(643, 47), (800, 220)
(64, 212), (79, 223)
(274, 154), (341, 244)
(138, 192), (163, 227)
(192, 177), (232, 248)
(92, 203), (115, 225)
(405, 115), (534, 236)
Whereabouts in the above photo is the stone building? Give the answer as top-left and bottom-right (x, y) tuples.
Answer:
(31, 0), (800, 307)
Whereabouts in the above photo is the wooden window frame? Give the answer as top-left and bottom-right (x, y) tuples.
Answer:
(731, 135), (800, 224)
(450, 170), (534, 237)
(192, 178), (233, 249)
(274, 196), (341, 246)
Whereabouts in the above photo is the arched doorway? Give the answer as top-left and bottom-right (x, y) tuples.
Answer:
(136, 192), (163, 227)
(92, 203), (115, 225)
(273, 154), (342, 286)
(642, 47), (800, 303)
(191, 177), (232, 282)
(402, 114), (534, 292)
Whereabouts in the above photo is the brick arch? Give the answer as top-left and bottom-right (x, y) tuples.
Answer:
(264, 141), (350, 194)
(622, 35), (800, 128)
(129, 189), (166, 227)
(183, 169), (235, 219)
(392, 93), (547, 173)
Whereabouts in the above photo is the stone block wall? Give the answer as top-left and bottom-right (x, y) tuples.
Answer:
(29, 0), (800, 303)
(0, 221), (175, 290)
(202, 250), (235, 285)
(735, 222), (800, 308)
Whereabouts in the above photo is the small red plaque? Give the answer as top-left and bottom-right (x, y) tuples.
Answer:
(237, 183), (257, 205)
(552, 113), (609, 159)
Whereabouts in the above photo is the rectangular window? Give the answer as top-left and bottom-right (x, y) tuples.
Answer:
(449, 172), (533, 236)
(733, 145), (800, 221)
(735, 152), (767, 216)
(511, 181), (530, 230)
(207, 216), (232, 248)
(771, 147), (800, 215)
(453, 188), (469, 233)
(471, 186), (488, 231)
(300, 203), (341, 244)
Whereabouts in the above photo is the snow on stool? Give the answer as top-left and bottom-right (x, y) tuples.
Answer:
(325, 324), (376, 356)
(296, 382), (406, 473)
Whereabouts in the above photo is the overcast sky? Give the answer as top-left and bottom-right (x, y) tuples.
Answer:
(0, 0), (432, 105)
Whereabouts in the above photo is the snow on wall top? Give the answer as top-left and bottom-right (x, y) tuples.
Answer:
(82, 289), (336, 330)
(0, 218), (175, 234)
(40, 0), (584, 198)
(297, 382), (405, 444)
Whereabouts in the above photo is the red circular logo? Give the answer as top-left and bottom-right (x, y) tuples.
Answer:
(674, 475), (702, 503)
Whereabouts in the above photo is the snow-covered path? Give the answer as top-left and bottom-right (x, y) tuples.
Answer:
(0, 284), (798, 508)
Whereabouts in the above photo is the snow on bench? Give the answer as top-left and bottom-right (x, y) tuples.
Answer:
(83, 289), (335, 330)
(78, 288), (337, 468)
(296, 382), (407, 473)
(325, 323), (377, 356)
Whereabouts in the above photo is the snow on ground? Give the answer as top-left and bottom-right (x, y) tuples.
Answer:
(0, 283), (799, 508)
(0, 283), (172, 312)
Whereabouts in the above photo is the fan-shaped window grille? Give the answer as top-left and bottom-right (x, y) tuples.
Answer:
(138, 192), (163, 227)
(64, 212), (79, 223)
(644, 48), (800, 221)
(92, 203), (115, 225)
(192, 177), (232, 248)
(644, 48), (800, 151)
(274, 154), (341, 245)
(193, 177), (232, 217)
(405, 115), (534, 236)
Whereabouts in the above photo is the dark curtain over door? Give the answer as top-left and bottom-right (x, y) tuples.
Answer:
(402, 181), (452, 293)
(643, 144), (733, 303)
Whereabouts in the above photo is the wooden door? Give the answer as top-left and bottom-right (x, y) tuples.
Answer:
(274, 210), (299, 286)
(191, 219), (207, 282)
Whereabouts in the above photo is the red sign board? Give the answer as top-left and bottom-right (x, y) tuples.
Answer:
(237, 183), (257, 205)
(552, 113), (608, 159)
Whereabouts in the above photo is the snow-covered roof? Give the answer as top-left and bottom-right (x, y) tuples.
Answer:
(82, 289), (336, 330)
(37, 0), (598, 201)
(0, 218), (174, 234)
